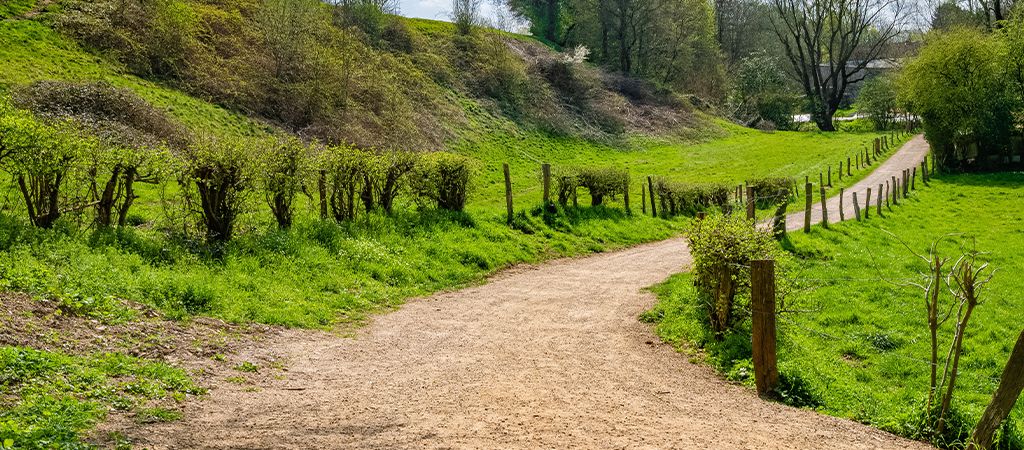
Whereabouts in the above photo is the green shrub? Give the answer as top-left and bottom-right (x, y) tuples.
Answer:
(409, 152), (479, 212)
(685, 212), (780, 337)
(552, 166), (580, 206)
(652, 178), (729, 216)
(576, 166), (629, 206)
(255, 137), (310, 229)
(745, 176), (794, 206)
(178, 136), (257, 243)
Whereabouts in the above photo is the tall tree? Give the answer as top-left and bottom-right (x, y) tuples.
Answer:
(769, 0), (907, 131)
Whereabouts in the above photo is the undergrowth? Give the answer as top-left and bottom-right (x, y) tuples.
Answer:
(645, 172), (1024, 448)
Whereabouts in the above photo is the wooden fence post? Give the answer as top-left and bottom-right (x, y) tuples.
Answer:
(647, 176), (655, 218)
(820, 187), (829, 229)
(624, 181), (630, 212)
(877, 184), (883, 216)
(542, 163), (551, 207)
(751, 259), (779, 396)
(697, 211), (707, 220)
(865, 188), (871, 219)
(504, 163), (513, 224)
(839, 188), (845, 221)
(969, 328), (1024, 450)
(819, 173), (824, 189)
(804, 182), (812, 233)
(903, 170), (910, 197)
(885, 182), (891, 209)
(641, 185), (646, 214)
(892, 176), (898, 205)
(772, 189), (788, 239)
(828, 166), (832, 187)
(839, 161), (843, 181)
(747, 185), (755, 220)
(853, 192), (861, 221)
(848, 157), (852, 175)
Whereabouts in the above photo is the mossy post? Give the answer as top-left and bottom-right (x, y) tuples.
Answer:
(542, 163), (551, 207)
(647, 176), (657, 217)
(503, 163), (513, 224)
(865, 187), (871, 219)
(751, 259), (779, 397)
(746, 185), (755, 220)
(804, 182), (812, 233)
(819, 187), (829, 229)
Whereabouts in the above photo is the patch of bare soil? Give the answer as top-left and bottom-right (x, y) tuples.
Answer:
(0, 292), (291, 447)
(98, 238), (933, 450)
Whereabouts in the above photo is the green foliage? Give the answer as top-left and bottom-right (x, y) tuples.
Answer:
(684, 213), (780, 336)
(178, 136), (258, 243)
(576, 167), (628, 206)
(651, 178), (729, 216)
(255, 137), (310, 229)
(734, 50), (799, 131)
(744, 176), (795, 206)
(409, 152), (479, 212)
(0, 0), (35, 19)
(857, 77), (899, 131)
(0, 346), (203, 449)
(900, 27), (1021, 170)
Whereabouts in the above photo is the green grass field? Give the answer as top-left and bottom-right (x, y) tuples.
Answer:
(647, 172), (1024, 448)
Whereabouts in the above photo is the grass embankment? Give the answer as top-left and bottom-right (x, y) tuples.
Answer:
(647, 172), (1024, 448)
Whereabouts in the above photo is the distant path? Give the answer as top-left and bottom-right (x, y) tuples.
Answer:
(122, 237), (932, 449)
(786, 134), (930, 231)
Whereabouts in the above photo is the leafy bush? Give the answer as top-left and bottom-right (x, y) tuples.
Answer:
(360, 150), (418, 214)
(685, 212), (780, 337)
(745, 176), (794, 206)
(11, 80), (185, 227)
(857, 77), (899, 131)
(409, 152), (479, 212)
(652, 178), (729, 216)
(576, 166), (629, 206)
(255, 137), (310, 229)
(178, 136), (257, 242)
(552, 166), (580, 206)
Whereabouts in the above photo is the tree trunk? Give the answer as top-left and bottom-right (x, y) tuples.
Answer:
(971, 328), (1024, 450)
(116, 167), (137, 227)
(96, 166), (123, 227)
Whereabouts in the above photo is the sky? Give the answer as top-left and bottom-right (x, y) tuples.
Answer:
(397, 0), (526, 32)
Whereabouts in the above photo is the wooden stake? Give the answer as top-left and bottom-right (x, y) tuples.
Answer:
(853, 191), (861, 221)
(865, 188), (871, 219)
(503, 163), (513, 224)
(747, 185), (755, 220)
(877, 184), (883, 216)
(839, 161), (843, 181)
(624, 180), (630, 212)
(839, 188), (845, 221)
(641, 185), (646, 214)
(820, 187), (829, 229)
(847, 157), (852, 175)
(647, 176), (657, 217)
(542, 163), (551, 206)
(772, 189), (788, 239)
(804, 183), (812, 233)
(751, 259), (779, 397)
(828, 166), (832, 187)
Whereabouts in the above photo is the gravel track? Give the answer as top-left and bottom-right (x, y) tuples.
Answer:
(120, 136), (935, 449)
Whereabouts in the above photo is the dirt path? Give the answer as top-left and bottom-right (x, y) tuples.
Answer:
(785, 134), (931, 231)
(120, 233), (933, 449)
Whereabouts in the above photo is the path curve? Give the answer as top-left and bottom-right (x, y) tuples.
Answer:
(124, 236), (933, 448)
(785, 134), (930, 231)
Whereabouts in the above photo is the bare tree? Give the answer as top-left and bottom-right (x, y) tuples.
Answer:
(769, 0), (908, 131)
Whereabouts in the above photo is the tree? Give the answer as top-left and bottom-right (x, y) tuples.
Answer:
(857, 76), (899, 130)
(769, 0), (908, 131)
(899, 28), (1014, 170)
(971, 327), (1024, 450)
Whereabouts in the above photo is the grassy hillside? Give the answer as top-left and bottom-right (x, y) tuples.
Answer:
(648, 172), (1024, 448)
